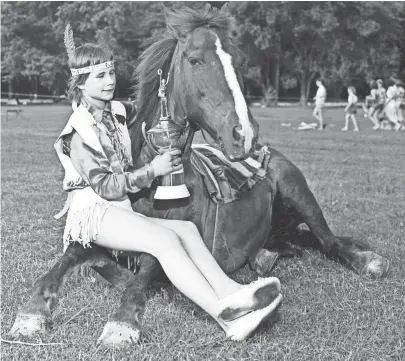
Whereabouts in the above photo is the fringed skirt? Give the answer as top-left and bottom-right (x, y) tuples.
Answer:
(63, 187), (133, 251)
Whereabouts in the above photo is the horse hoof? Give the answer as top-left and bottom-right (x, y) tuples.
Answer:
(9, 313), (50, 338)
(357, 251), (390, 278)
(97, 321), (140, 347)
(249, 249), (279, 277)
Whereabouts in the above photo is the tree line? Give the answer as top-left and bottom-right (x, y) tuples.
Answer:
(2, 1), (405, 104)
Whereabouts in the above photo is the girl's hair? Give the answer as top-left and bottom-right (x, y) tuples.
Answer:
(348, 86), (356, 95)
(66, 43), (114, 104)
(316, 78), (324, 85)
(369, 80), (378, 90)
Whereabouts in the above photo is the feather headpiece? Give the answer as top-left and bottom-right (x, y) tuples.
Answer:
(63, 23), (114, 76)
(64, 24), (76, 61)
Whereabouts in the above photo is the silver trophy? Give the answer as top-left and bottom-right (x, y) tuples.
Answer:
(142, 69), (190, 200)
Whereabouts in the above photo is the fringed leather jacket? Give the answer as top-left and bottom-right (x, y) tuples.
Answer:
(54, 100), (155, 220)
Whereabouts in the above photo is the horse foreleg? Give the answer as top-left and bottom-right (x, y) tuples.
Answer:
(97, 253), (162, 346)
(9, 243), (134, 338)
(272, 156), (390, 278)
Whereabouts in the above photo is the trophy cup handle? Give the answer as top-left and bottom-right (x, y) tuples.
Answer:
(142, 122), (160, 155)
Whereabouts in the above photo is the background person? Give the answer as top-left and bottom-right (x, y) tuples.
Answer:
(375, 79), (387, 126)
(396, 80), (405, 130)
(362, 80), (380, 129)
(342, 86), (359, 131)
(312, 78), (327, 130)
(384, 78), (401, 131)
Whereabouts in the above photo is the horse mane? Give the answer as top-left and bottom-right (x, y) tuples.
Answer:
(165, 6), (233, 38)
(128, 6), (233, 160)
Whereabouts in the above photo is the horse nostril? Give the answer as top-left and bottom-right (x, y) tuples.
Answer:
(233, 126), (242, 141)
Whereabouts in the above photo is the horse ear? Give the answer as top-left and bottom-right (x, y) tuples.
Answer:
(203, 3), (212, 12)
(220, 2), (229, 13)
(167, 23), (186, 43)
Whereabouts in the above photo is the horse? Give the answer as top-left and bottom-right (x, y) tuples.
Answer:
(9, 6), (390, 346)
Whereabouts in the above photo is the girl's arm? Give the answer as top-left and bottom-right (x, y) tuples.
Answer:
(69, 132), (155, 200)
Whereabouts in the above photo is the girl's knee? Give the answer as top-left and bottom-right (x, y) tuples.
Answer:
(151, 227), (182, 257)
(171, 220), (199, 235)
(183, 221), (199, 234)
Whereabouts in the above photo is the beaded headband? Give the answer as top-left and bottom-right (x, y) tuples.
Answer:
(70, 61), (114, 76)
(64, 24), (114, 76)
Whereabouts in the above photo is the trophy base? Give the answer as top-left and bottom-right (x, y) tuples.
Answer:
(154, 185), (190, 200)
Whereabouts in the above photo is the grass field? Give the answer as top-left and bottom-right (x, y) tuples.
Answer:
(1, 105), (404, 361)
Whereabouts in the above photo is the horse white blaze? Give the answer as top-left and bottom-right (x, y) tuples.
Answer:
(215, 36), (253, 153)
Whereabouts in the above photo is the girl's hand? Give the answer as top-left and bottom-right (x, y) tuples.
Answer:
(151, 149), (183, 177)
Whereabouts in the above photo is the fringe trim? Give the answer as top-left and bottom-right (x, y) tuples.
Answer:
(63, 202), (112, 252)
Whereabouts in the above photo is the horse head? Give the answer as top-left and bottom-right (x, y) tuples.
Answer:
(129, 6), (259, 163)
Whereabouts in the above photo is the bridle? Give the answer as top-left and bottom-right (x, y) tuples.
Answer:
(162, 41), (227, 153)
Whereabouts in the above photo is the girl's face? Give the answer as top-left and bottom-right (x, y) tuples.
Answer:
(348, 88), (353, 95)
(316, 81), (321, 87)
(79, 66), (116, 105)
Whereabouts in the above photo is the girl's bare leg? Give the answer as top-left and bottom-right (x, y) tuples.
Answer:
(313, 106), (324, 130)
(342, 114), (349, 130)
(145, 218), (281, 321)
(370, 109), (380, 129)
(95, 207), (223, 324)
(318, 110), (324, 129)
(146, 219), (242, 298)
(312, 106), (319, 122)
(362, 103), (368, 117)
(351, 115), (359, 131)
(95, 207), (283, 338)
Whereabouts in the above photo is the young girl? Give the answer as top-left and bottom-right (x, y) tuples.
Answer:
(342, 86), (359, 131)
(385, 78), (401, 131)
(313, 78), (327, 130)
(374, 79), (387, 125)
(396, 80), (405, 130)
(54, 31), (282, 341)
(362, 80), (380, 129)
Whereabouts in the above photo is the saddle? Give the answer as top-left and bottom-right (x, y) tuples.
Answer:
(190, 144), (271, 204)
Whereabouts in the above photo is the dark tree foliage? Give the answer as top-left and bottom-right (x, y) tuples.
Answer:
(2, 1), (404, 103)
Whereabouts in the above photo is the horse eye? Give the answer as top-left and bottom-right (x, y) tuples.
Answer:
(188, 57), (200, 66)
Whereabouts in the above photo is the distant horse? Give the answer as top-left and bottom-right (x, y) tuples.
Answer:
(10, 6), (389, 345)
